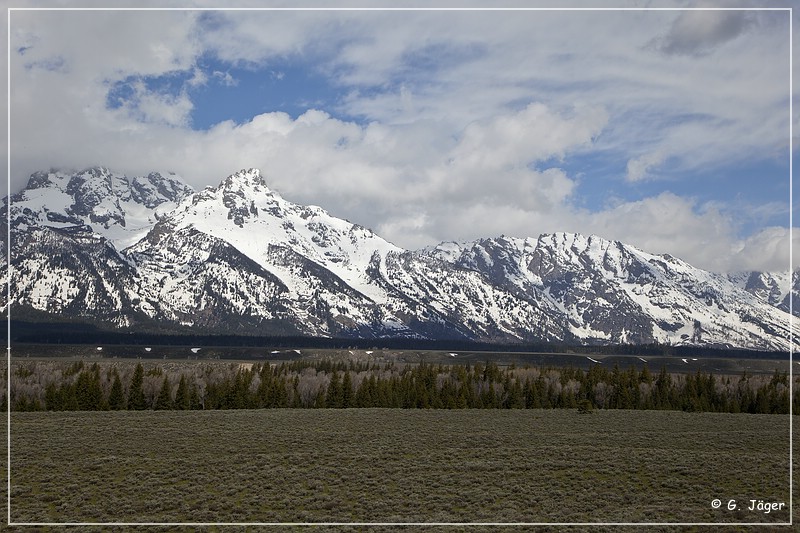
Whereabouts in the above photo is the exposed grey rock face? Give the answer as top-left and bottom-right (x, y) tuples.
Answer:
(732, 270), (800, 317)
(2, 167), (797, 350)
(427, 234), (796, 350)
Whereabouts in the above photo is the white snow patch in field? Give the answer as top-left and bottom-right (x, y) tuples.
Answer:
(191, 347), (201, 353)
(638, 357), (647, 363)
(586, 356), (601, 363)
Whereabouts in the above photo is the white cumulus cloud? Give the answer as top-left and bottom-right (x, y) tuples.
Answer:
(625, 151), (666, 182)
(3, 5), (797, 275)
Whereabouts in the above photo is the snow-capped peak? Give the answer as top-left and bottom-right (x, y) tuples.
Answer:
(221, 168), (270, 193)
(4, 166), (798, 350)
(148, 167), (403, 306)
(8, 166), (195, 249)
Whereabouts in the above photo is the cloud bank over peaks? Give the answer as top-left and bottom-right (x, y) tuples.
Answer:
(6, 6), (794, 275)
(578, 193), (796, 274)
(450, 103), (607, 172)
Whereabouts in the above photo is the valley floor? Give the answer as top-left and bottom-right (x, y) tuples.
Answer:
(4, 409), (794, 529)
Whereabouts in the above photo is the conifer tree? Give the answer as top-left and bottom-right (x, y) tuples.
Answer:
(291, 375), (302, 408)
(174, 374), (189, 410)
(108, 369), (125, 410)
(75, 367), (103, 410)
(154, 375), (173, 410)
(189, 382), (202, 410)
(127, 363), (147, 410)
(45, 382), (63, 411)
(326, 371), (342, 408)
(507, 378), (524, 409)
(272, 377), (289, 408)
(61, 383), (79, 411)
(315, 384), (327, 408)
(342, 372), (354, 408)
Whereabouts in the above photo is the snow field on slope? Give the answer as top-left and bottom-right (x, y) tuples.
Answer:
(171, 175), (401, 306)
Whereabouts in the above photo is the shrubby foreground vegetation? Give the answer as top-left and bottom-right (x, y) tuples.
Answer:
(5, 357), (795, 526)
(7, 358), (794, 414)
(9, 409), (791, 525)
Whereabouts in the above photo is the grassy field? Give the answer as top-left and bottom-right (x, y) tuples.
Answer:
(4, 409), (793, 529)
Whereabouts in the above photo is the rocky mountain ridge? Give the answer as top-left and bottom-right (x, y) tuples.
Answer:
(3, 167), (796, 351)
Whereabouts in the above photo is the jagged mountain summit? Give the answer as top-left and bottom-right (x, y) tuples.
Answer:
(3, 167), (797, 351)
(425, 234), (797, 350)
(8, 166), (194, 249)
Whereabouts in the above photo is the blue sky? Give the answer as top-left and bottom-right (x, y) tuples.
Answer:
(5, 3), (799, 272)
(106, 58), (339, 128)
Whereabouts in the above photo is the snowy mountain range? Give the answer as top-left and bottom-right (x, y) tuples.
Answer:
(2, 166), (797, 351)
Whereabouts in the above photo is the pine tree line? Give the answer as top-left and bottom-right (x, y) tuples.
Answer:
(8, 359), (794, 414)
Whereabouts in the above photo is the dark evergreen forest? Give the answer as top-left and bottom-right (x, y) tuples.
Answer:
(7, 359), (794, 414)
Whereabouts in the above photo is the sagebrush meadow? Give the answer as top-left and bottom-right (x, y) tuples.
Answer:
(4, 354), (796, 527)
(7, 409), (793, 525)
